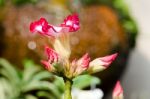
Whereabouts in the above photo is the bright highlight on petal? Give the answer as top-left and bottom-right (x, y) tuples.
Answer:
(113, 81), (124, 99)
(30, 14), (80, 37)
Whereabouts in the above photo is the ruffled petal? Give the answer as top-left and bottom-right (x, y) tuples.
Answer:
(30, 18), (64, 37)
(61, 13), (80, 32)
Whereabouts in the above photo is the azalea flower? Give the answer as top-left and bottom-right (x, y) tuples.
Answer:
(113, 81), (124, 99)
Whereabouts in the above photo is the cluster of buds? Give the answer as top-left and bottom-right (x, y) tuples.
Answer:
(30, 14), (118, 79)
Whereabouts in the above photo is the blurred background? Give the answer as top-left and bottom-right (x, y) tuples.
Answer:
(0, 0), (148, 99)
(122, 0), (150, 99)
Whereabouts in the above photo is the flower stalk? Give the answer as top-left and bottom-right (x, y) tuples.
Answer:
(64, 78), (72, 99)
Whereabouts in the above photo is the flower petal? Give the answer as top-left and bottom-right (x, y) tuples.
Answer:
(113, 81), (124, 99)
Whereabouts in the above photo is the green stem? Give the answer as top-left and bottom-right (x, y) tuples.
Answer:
(64, 78), (72, 99)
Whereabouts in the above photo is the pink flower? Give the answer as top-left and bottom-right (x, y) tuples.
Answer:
(30, 14), (80, 37)
(41, 46), (59, 71)
(88, 53), (118, 73)
(113, 81), (124, 99)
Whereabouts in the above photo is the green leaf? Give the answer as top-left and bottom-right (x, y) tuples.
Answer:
(0, 58), (20, 84)
(37, 91), (56, 99)
(73, 75), (100, 89)
(23, 59), (35, 68)
(25, 95), (37, 99)
(22, 81), (60, 98)
(53, 76), (64, 93)
(23, 65), (40, 82)
(31, 71), (52, 81)
(0, 58), (62, 99)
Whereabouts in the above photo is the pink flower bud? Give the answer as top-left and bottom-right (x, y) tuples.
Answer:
(30, 14), (80, 37)
(113, 81), (124, 99)
(41, 46), (59, 72)
(98, 53), (118, 68)
(77, 53), (91, 68)
(71, 53), (91, 77)
(45, 46), (59, 64)
(88, 53), (118, 73)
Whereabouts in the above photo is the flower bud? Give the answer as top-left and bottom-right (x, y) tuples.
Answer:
(71, 53), (90, 77)
(113, 81), (124, 99)
(41, 46), (59, 72)
(88, 53), (118, 73)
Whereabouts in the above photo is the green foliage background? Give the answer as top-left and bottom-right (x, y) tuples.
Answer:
(0, 58), (100, 99)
